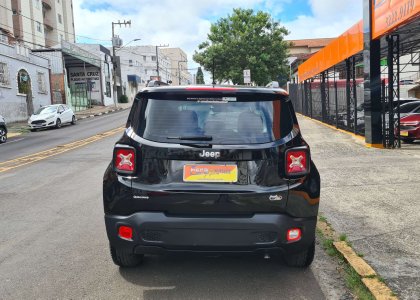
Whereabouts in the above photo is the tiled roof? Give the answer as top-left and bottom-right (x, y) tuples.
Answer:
(287, 38), (335, 48)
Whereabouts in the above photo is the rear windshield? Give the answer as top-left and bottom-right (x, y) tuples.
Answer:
(130, 98), (293, 145)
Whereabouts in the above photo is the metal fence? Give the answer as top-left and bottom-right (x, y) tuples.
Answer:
(289, 81), (365, 136)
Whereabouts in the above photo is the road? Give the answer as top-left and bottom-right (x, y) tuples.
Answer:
(0, 110), (129, 162)
(0, 112), (348, 299)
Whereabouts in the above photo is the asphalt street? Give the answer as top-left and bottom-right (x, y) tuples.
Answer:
(0, 109), (130, 162)
(0, 111), (350, 299)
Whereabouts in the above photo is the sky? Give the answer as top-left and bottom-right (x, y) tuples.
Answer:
(73, 0), (363, 81)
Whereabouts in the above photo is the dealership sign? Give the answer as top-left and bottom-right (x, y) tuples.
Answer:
(372, 0), (420, 39)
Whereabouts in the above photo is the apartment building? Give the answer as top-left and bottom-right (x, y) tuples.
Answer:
(161, 47), (191, 85)
(113, 45), (172, 102)
(0, 0), (75, 48)
(0, 0), (14, 43)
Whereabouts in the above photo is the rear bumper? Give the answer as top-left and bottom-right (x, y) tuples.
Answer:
(105, 212), (316, 255)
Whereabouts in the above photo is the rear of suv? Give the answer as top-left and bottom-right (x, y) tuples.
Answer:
(103, 86), (320, 268)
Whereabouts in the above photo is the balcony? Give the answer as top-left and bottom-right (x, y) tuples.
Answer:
(42, 0), (52, 9)
(43, 17), (53, 30)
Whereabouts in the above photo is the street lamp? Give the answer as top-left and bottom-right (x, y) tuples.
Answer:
(116, 38), (141, 51)
(178, 60), (187, 85)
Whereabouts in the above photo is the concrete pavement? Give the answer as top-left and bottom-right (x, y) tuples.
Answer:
(298, 115), (420, 300)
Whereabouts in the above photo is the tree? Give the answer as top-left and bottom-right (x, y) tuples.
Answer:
(196, 67), (205, 84)
(193, 8), (290, 86)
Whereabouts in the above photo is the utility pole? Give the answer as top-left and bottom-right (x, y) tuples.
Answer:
(112, 20), (131, 106)
(155, 44), (169, 79)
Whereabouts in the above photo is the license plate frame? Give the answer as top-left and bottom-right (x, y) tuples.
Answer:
(183, 164), (238, 183)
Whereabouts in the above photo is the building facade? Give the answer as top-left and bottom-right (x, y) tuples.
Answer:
(161, 47), (191, 85)
(0, 41), (51, 122)
(34, 41), (114, 112)
(114, 45), (172, 102)
(0, 0), (14, 43)
(287, 38), (334, 83)
(0, 0), (76, 49)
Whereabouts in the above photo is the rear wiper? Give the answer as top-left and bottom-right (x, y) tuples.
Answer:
(167, 135), (213, 141)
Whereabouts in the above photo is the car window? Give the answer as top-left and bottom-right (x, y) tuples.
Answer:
(131, 98), (293, 145)
(58, 105), (65, 113)
(399, 102), (420, 113)
(34, 106), (57, 115)
(413, 106), (420, 114)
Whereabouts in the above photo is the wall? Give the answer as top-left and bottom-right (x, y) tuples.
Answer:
(0, 43), (51, 122)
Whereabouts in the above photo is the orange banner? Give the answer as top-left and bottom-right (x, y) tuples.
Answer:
(372, 0), (420, 39)
(298, 20), (363, 82)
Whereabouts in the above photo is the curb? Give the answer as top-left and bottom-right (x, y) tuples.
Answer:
(317, 219), (398, 299)
(76, 107), (126, 120)
(7, 132), (22, 138)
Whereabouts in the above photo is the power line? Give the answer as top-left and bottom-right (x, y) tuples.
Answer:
(0, 3), (110, 42)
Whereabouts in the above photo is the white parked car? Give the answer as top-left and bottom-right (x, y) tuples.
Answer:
(28, 104), (76, 131)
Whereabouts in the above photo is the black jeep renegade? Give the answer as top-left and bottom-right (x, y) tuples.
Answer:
(103, 86), (320, 268)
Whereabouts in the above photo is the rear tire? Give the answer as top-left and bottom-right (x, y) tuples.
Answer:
(284, 241), (315, 268)
(71, 115), (76, 125)
(110, 245), (143, 267)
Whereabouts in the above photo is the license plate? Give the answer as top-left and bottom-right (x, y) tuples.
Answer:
(183, 164), (238, 183)
(400, 131), (408, 136)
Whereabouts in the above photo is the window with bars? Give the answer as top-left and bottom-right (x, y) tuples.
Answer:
(0, 62), (10, 86)
(37, 72), (47, 94)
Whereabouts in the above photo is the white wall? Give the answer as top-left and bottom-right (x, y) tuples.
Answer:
(0, 43), (51, 122)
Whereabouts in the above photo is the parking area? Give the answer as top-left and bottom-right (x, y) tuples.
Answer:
(298, 114), (420, 299)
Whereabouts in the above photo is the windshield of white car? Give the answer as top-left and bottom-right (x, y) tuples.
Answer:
(34, 107), (57, 115)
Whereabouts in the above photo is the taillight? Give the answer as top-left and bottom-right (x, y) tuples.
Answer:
(114, 146), (136, 174)
(118, 225), (133, 241)
(287, 228), (302, 242)
(285, 148), (310, 177)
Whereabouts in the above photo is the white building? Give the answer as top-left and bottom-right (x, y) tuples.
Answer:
(0, 41), (51, 122)
(76, 44), (114, 106)
(0, 0), (76, 49)
(34, 41), (114, 111)
(114, 45), (172, 102)
(161, 47), (191, 85)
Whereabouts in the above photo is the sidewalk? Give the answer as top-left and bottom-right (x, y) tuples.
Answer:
(298, 115), (420, 300)
(74, 103), (132, 119)
(7, 103), (132, 137)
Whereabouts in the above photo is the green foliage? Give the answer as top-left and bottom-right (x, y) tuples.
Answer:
(193, 8), (290, 86)
(119, 95), (129, 103)
(196, 67), (205, 84)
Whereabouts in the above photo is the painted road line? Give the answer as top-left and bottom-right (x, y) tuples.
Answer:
(0, 126), (124, 173)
